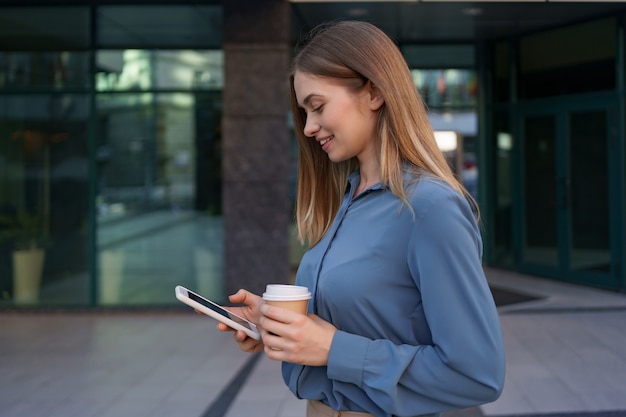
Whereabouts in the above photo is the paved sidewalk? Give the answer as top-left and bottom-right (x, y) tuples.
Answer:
(226, 268), (626, 417)
(482, 268), (626, 416)
(1, 268), (626, 417)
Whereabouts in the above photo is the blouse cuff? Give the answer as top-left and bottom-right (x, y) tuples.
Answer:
(327, 330), (369, 387)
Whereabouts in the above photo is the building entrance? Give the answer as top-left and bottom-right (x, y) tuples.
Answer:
(516, 95), (621, 290)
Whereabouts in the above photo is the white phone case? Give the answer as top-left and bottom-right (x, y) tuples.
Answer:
(175, 285), (260, 340)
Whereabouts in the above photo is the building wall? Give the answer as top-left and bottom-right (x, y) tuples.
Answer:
(222, 0), (292, 297)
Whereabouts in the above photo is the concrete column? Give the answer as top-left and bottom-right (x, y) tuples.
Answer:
(222, 0), (291, 297)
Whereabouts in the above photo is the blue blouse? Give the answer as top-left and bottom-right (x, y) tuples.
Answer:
(282, 170), (505, 417)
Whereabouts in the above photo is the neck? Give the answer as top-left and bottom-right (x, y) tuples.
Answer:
(355, 157), (381, 195)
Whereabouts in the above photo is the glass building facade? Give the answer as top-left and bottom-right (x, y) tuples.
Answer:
(1, 1), (625, 309)
(487, 17), (624, 291)
(0, 5), (225, 307)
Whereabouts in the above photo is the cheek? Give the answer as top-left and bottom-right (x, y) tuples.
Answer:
(354, 110), (378, 134)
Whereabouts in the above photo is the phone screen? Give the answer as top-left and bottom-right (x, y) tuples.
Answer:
(187, 291), (256, 331)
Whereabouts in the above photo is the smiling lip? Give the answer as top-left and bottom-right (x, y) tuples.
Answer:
(318, 135), (333, 150)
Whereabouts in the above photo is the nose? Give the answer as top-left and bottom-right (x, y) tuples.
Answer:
(303, 116), (320, 138)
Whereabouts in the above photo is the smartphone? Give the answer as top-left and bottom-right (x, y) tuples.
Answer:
(175, 285), (260, 340)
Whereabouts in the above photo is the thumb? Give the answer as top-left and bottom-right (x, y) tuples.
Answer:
(228, 289), (250, 304)
(229, 289), (262, 307)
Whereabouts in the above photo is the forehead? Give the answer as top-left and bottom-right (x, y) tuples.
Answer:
(293, 71), (344, 105)
(293, 71), (324, 87)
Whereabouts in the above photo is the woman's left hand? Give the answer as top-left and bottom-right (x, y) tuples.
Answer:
(259, 304), (337, 366)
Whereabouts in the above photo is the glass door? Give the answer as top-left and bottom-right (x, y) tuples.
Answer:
(517, 100), (619, 289)
(567, 110), (611, 276)
(521, 114), (558, 267)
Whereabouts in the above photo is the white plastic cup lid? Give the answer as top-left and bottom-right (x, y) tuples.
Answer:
(263, 284), (311, 301)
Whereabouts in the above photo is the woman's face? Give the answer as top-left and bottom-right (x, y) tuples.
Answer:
(293, 71), (383, 164)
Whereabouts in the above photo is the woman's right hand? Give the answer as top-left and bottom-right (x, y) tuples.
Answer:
(215, 289), (265, 353)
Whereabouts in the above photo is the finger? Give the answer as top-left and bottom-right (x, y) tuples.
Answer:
(230, 289), (262, 307)
(259, 314), (297, 340)
(239, 336), (264, 353)
(261, 329), (284, 351)
(227, 289), (248, 304)
(261, 303), (303, 326)
(233, 330), (248, 343)
(217, 322), (235, 333)
(264, 342), (287, 360)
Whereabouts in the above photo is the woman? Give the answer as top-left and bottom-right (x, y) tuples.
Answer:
(218, 20), (505, 417)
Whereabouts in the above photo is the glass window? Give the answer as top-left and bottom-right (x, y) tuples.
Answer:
(411, 69), (477, 110)
(96, 50), (223, 91)
(402, 45), (475, 68)
(411, 67), (478, 203)
(492, 110), (513, 265)
(519, 18), (616, 99)
(97, 6), (222, 48)
(0, 4), (225, 310)
(96, 92), (223, 306)
(0, 7), (90, 50)
(0, 94), (90, 306)
(0, 51), (90, 90)
(492, 41), (510, 102)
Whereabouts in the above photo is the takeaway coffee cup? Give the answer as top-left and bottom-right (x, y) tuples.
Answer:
(262, 284), (311, 315)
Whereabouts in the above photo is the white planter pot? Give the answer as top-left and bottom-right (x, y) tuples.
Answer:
(99, 250), (125, 304)
(13, 248), (45, 304)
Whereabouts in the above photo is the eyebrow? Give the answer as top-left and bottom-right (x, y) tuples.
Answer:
(301, 93), (321, 108)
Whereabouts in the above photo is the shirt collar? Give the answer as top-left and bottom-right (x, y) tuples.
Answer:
(345, 168), (384, 195)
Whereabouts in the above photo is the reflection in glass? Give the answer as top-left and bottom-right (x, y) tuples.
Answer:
(412, 68), (479, 204)
(96, 50), (223, 91)
(411, 69), (477, 110)
(0, 52), (90, 90)
(0, 95), (90, 306)
(97, 93), (193, 212)
(96, 92), (223, 306)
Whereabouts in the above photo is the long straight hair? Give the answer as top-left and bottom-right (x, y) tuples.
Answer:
(290, 20), (475, 246)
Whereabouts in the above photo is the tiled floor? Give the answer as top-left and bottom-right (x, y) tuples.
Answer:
(0, 311), (251, 417)
(485, 269), (626, 416)
(225, 268), (626, 417)
(2, 268), (626, 417)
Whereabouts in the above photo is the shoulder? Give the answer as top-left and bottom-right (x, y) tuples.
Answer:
(404, 174), (478, 233)
(407, 177), (482, 254)
(405, 174), (464, 209)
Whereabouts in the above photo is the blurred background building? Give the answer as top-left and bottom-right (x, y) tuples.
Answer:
(1, 0), (625, 309)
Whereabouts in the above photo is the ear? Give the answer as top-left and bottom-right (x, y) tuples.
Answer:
(367, 81), (385, 111)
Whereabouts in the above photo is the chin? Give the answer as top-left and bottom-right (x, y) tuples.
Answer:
(326, 153), (350, 163)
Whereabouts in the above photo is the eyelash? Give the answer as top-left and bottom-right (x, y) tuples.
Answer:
(311, 105), (323, 113)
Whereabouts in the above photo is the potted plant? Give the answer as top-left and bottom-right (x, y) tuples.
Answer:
(0, 211), (49, 304)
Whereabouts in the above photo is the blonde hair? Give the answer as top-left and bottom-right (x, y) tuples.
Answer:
(290, 20), (475, 246)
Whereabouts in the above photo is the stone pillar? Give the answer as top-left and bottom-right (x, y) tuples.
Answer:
(222, 0), (291, 298)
